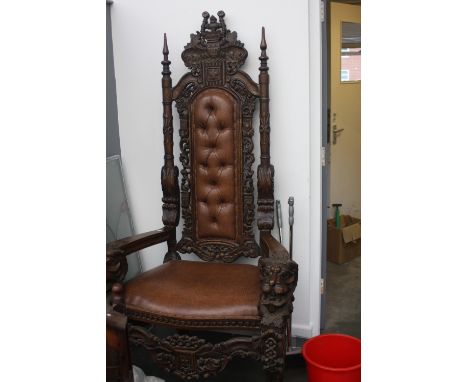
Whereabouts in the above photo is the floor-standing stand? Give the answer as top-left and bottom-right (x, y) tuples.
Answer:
(287, 197), (295, 350)
(288, 197), (294, 256)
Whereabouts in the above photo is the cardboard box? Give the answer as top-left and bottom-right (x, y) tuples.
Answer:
(327, 215), (361, 264)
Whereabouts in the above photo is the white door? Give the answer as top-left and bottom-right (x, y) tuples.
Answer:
(330, 2), (361, 218)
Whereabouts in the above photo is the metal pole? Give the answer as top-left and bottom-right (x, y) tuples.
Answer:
(287, 196), (294, 350)
(276, 200), (283, 243)
(288, 197), (294, 259)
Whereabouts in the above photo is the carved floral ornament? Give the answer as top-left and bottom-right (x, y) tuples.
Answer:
(129, 325), (262, 381)
(181, 11), (248, 79)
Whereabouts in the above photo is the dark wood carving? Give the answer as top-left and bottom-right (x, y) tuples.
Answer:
(106, 306), (134, 382)
(129, 325), (262, 381)
(173, 11), (260, 262)
(116, 306), (260, 330)
(106, 228), (174, 283)
(259, 258), (298, 326)
(257, 27), (275, 232)
(259, 245), (298, 379)
(105, 11), (298, 382)
(106, 248), (128, 284)
(160, 34), (182, 263)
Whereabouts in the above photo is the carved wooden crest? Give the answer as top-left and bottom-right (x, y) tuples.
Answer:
(181, 11), (248, 84)
(172, 11), (260, 262)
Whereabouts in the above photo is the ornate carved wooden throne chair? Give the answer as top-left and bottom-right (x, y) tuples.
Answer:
(106, 11), (298, 382)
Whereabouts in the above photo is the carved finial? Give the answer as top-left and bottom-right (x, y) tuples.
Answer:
(162, 33), (171, 75)
(163, 33), (169, 59)
(217, 10), (226, 35)
(201, 11), (209, 32)
(259, 27), (269, 71)
(260, 26), (267, 51)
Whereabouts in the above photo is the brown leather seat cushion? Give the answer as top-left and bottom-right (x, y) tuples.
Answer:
(124, 260), (261, 326)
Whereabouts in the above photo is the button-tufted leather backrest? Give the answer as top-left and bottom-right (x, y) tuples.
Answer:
(173, 13), (261, 262)
(192, 88), (240, 241)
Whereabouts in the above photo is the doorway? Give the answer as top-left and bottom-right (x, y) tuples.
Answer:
(321, 0), (361, 338)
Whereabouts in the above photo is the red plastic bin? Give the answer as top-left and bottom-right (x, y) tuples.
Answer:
(302, 334), (361, 382)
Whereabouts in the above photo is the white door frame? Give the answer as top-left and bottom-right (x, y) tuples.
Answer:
(307, 0), (324, 338)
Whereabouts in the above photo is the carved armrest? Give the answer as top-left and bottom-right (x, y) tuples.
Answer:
(260, 232), (290, 261)
(106, 227), (173, 283)
(258, 233), (298, 326)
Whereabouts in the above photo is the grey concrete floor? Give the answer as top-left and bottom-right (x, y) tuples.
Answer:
(322, 256), (361, 338)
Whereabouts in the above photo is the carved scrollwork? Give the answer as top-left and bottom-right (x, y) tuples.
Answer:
(174, 81), (197, 234)
(230, 79), (256, 116)
(257, 164), (275, 231)
(161, 165), (180, 227)
(175, 82), (199, 115)
(177, 237), (257, 262)
(179, 131), (191, 192)
(242, 115), (256, 242)
(257, 165), (274, 199)
(106, 248), (128, 284)
(179, 113), (192, 239)
(128, 325), (262, 380)
(260, 328), (286, 376)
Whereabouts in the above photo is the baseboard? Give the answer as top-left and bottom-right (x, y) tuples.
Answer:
(292, 322), (313, 338)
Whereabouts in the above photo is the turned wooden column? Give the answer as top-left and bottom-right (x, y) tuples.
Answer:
(160, 34), (180, 261)
(257, 27), (275, 232)
(106, 305), (133, 382)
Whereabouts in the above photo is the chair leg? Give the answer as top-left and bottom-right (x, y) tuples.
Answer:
(106, 307), (134, 382)
(261, 327), (286, 382)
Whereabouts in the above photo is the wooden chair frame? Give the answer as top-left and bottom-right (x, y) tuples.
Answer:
(106, 11), (298, 382)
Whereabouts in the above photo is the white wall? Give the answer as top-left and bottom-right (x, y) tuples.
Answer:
(111, 0), (322, 337)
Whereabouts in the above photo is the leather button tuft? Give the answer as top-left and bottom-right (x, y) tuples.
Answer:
(192, 89), (237, 240)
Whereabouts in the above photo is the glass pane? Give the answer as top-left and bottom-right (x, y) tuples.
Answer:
(341, 22), (361, 82)
(106, 155), (142, 282)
